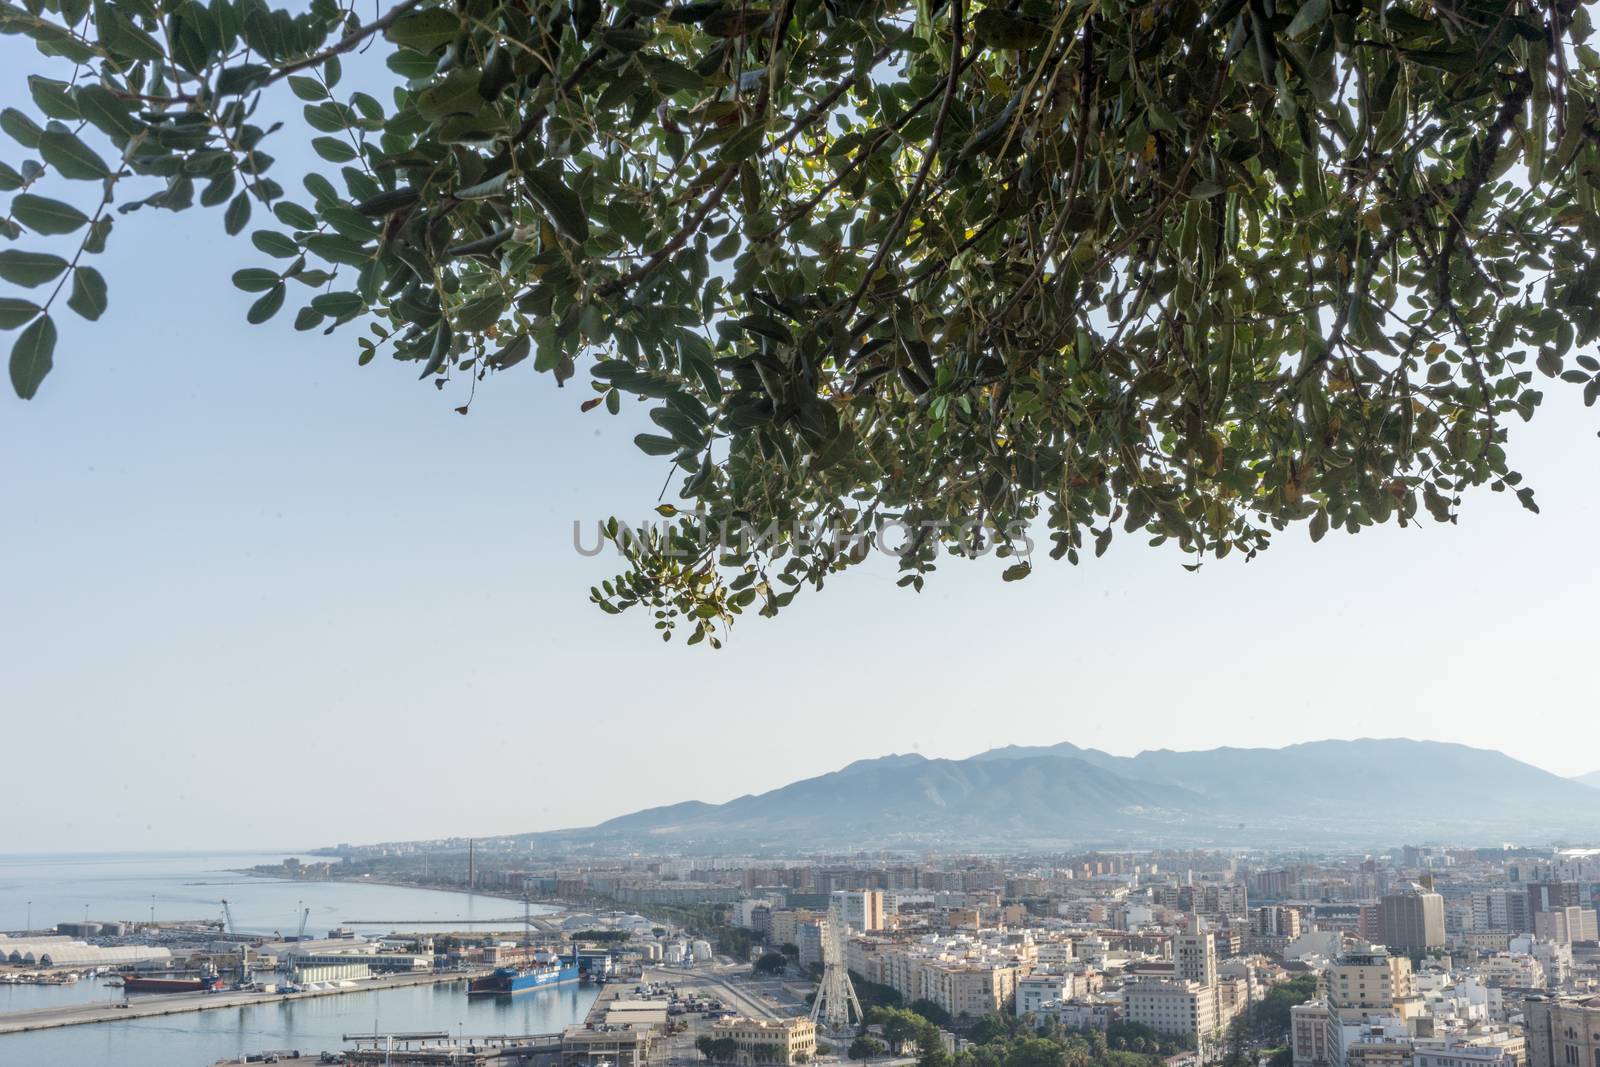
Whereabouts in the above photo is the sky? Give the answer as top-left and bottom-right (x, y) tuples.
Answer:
(3, 43), (1599, 854)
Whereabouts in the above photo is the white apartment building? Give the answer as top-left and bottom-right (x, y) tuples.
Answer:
(1124, 977), (1220, 1039)
(1016, 973), (1074, 1015)
(830, 890), (885, 932)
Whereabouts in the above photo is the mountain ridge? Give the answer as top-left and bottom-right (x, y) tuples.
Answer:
(515, 738), (1599, 852)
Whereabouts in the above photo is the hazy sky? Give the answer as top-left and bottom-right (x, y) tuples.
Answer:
(3, 42), (1599, 854)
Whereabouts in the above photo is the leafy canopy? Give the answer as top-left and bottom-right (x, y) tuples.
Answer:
(5, 0), (1600, 644)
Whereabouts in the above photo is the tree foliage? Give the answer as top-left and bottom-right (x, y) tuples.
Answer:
(1256, 973), (1321, 1038)
(850, 1036), (887, 1061)
(754, 949), (789, 973)
(6, 0), (1600, 641)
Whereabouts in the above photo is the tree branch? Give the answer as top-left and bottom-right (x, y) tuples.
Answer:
(263, 0), (429, 85)
(842, 0), (964, 330)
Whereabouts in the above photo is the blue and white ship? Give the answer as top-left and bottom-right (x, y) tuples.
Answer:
(467, 952), (579, 995)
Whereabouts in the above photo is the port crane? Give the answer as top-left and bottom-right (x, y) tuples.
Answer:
(220, 898), (237, 936)
(295, 903), (309, 941)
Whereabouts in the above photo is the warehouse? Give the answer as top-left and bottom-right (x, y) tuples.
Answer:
(37, 944), (173, 968)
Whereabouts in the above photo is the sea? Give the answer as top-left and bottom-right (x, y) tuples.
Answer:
(0, 851), (601, 1067)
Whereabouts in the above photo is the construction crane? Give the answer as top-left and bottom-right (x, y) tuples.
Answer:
(220, 898), (236, 936)
(295, 903), (309, 941)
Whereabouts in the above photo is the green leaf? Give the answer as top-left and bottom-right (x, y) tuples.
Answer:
(1285, 0), (1329, 38)
(9, 312), (55, 399)
(0, 249), (70, 288)
(454, 172), (509, 199)
(251, 230), (299, 258)
(415, 70), (483, 120)
(232, 268), (281, 292)
(1001, 562), (1032, 581)
(1400, 48), (1479, 74)
(247, 283), (286, 324)
(38, 129), (112, 179)
(214, 64), (272, 96)
(311, 136), (359, 163)
(309, 291), (365, 316)
(973, 10), (1048, 50)
(0, 160), (22, 192)
(10, 193), (90, 235)
(273, 201), (318, 229)
(0, 297), (41, 330)
(74, 85), (143, 139)
(27, 76), (79, 120)
(1, 107), (43, 149)
(490, 334), (530, 369)
(66, 266), (107, 321)
(385, 8), (461, 53)
(224, 193), (252, 235)
(98, 8), (165, 60)
(634, 433), (680, 456)
(525, 168), (589, 244)
(702, 8), (771, 37)
(288, 75), (329, 101)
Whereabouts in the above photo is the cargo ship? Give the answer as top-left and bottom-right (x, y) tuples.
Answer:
(118, 969), (226, 994)
(467, 953), (579, 995)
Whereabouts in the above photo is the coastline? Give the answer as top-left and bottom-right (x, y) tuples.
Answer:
(229, 869), (580, 912)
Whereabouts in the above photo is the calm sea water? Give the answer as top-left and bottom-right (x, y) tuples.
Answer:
(0, 850), (546, 935)
(0, 851), (597, 1067)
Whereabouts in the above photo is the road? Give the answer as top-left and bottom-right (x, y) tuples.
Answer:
(0, 970), (488, 1035)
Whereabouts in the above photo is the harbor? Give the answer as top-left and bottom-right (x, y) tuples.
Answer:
(0, 968), (490, 1035)
(0, 852), (607, 1067)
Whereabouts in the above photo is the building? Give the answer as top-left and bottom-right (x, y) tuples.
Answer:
(1041, 999), (1118, 1031)
(710, 1017), (817, 1065)
(1292, 1000), (1330, 1067)
(1531, 907), (1598, 946)
(1471, 890), (1531, 934)
(830, 891), (885, 933)
(769, 909), (814, 949)
(1526, 883), (1584, 921)
(1326, 948), (1419, 1019)
(925, 963), (1021, 1018)
(1415, 1039), (1522, 1067)
(1524, 995), (1600, 1067)
(797, 920), (827, 970)
(292, 962), (372, 983)
(1124, 977), (1220, 1039)
(1256, 907), (1304, 939)
(1016, 973), (1074, 1015)
(1381, 885), (1446, 954)
(563, 1025), (654, 1067)
(1176, 931), (1219, 986)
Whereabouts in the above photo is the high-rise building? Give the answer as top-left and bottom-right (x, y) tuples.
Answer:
(1325, 948), (1419, 1018)
(1175, 930), (1218, 986)
(1523, 994), (1600, 1067)
(1379, 884), (1445, 953)
(1255, 906), (1303, 939)
(1528, 882), (1585, 919)
(829, 890), (885, 932)
(1471, 888), (1532, 934)
(1533, 906), (1600, 946)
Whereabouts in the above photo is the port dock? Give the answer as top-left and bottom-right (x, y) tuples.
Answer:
(0, 969), (490, 1035)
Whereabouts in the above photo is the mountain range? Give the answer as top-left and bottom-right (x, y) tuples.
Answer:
(1576, 770), (1600, 789)
(515, 739), (1600, 853)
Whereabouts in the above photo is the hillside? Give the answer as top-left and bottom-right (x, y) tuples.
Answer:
(516, 738), (1599, 852)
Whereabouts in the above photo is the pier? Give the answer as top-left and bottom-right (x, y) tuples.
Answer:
(0, 969), (491, 1036)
